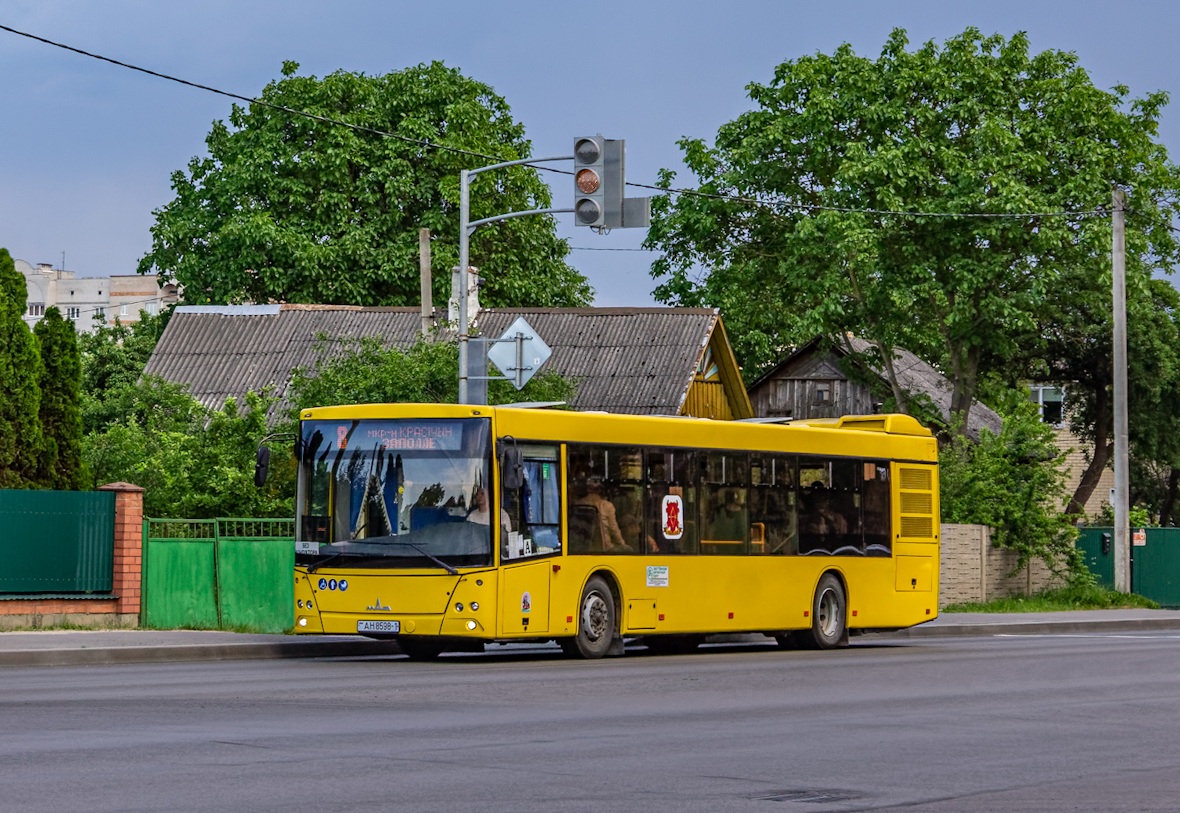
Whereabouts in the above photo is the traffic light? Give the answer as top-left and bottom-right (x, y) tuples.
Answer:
(573, 135), (606, 227)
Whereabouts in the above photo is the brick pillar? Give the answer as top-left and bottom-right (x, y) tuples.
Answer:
(99, 482), (145, 620)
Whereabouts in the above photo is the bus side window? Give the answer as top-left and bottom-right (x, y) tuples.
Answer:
(862, 461), (891, 556)
(501, 445), (561, 560)
(700, 451), (748, 554)
(645, 449), (696, 555)
(567, 445), (635, 555)
(799, 457), (863, 556)
(750, 454), (796, 555)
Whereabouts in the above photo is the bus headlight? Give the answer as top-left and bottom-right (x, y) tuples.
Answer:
(467, 620), (477, 630)
(298, 617), (308, 627)
(454, 602), (464, 613)
(470, 601), (479, 611)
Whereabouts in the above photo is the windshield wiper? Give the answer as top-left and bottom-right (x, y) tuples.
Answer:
(307, 553), (345, 573)
(384, 542), (460, 575)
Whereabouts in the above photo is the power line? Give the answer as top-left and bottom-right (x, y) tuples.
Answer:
(0, 22), (508, 164)
(1125, 207), (1180, 235)
(568, 246), (654, 252)
(0, 22), (1115, 223)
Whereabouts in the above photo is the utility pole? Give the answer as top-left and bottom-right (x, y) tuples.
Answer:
(419, 228), (432, 336)
(1112, 186), (1130, 593)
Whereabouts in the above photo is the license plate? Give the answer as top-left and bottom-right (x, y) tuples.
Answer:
(358, 619), (400, 633)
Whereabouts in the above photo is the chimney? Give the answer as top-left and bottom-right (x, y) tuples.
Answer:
(448, 265), (480, 330)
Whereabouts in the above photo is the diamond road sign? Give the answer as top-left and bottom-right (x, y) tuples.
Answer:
(487, 316), (552, 390)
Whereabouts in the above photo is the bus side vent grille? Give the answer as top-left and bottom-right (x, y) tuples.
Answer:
(900, 516), (933, 538)
(900, 492), (933, 514)
(899, 467), (932, 491)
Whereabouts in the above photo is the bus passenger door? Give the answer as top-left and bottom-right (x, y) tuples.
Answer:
(498, 445), (562, 636)
(501, 561), (550, 635)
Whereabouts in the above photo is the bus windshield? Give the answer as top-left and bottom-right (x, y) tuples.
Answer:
(297, 418), (492, 568)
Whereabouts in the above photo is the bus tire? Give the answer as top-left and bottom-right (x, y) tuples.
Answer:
(564, 576), (616, 659)
(806, 573), (849, 650)
(399, 639), (444, 661)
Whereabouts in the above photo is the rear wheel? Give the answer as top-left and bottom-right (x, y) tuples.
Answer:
(807, 573), (849, 650)
(399, 638), (444, 661)
(561, 576), (616, 659)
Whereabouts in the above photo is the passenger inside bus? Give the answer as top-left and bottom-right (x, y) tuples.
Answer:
(708, 489), (748, 542)
(569, 476), (632, 553)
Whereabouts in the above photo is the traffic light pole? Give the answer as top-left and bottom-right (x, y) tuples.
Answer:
(458, 155), (573, 405)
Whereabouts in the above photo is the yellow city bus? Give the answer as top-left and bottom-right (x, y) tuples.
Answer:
(290, 403), (940, 659)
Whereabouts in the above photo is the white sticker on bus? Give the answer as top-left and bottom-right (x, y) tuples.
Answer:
(661, 495), (684, 540)
(647, 566), (669, 588)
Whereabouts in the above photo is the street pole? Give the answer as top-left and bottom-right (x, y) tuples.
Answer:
(455, 156), (574, 405)
(1112, 186), (1130, 593)
(458, 169), (470, 405)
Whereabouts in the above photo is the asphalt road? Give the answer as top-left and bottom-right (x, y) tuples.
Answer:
(4, 634), (1180, 813)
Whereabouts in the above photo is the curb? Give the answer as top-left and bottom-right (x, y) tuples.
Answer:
(0, 638), (401, 669)
(879, 618), (1180, 639)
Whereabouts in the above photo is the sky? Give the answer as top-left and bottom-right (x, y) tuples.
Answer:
(3, 0), (1180, 307)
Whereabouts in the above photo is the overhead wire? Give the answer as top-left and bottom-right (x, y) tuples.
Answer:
(0, 22), (1120, 224)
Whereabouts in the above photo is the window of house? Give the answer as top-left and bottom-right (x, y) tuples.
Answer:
(67, 307), (81, 319)
(148, 302), (159, 315)
(27, 303), (45, 317)
(815, 381), (832, 404)
(1029, 386), (1064, 425)
(95, 307), (105, 318)
(120, 304), (128, 316)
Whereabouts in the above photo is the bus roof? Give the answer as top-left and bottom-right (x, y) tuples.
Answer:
(301, 404), (937, 462)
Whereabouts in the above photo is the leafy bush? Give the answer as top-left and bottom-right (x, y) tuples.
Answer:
(83, 384), (292, 518)
(939, 393), (1084, 580)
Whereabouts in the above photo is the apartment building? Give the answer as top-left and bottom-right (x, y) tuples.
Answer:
(16, 258), (178, 333)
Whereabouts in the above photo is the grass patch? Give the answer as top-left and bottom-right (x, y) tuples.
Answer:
(944, 583), (1159, 613)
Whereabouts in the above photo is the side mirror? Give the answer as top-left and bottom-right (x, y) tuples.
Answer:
(498, 441), (525, 490)
(254, 446), (271, 487)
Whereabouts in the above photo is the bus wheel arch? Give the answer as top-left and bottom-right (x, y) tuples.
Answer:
(560, 571), (621, 659)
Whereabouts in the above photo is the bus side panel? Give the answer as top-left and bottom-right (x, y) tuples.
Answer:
(557, 557), (812, 636)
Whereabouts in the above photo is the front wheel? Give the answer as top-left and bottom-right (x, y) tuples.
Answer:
(561, 576), (616, 659)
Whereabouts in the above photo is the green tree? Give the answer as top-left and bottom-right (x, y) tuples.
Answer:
(0, 248), (44, 488)
(139, 61), (591, 309)
(34, 307), (86, 490)
(78, 308), (172, 433)
(83, 385), (292, 518)
(285, 336), (577, 423)
(1029, 271), (1180, 517)
(646, 28), (1180, 436)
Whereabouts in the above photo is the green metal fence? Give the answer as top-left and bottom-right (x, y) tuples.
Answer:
(0, 489), (115, 594)
(143, 518), (295, 632)
(1076, 527), (1115, 589)
(1077, 526), (1180, 607)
